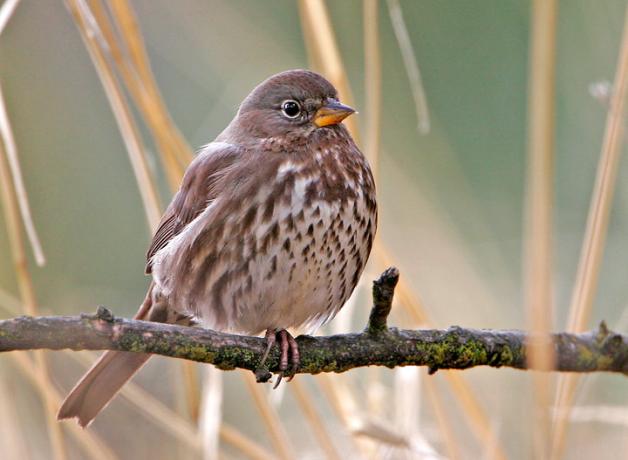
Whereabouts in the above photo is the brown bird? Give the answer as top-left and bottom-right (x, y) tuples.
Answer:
(58, 69), (377, 427)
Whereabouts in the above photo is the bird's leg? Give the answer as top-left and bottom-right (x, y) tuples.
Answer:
(256, 328), (300, 387)
(285, 332), (299, 381)
(274, 329), (300, 388)
(278, 330), (290, 372)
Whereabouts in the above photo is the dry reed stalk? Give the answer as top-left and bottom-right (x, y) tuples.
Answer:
(71, 0), (208, 434)
(83, 0), (202, 419)
(0, 119), (67, 460)
(181, 361), (202, 421)
(290, 378), (342, 460)
(12, 353), (116, 460)
(242, 372), (294, 460)
(108, 0), (193, 171)
(67, 0), (162, 231)
(374, 242), (507, 460)
(86, 0), (192, 189)
(325, 290), (375, 458)
(317, 374), (375, 458)
(67, 0), (202, 431)
(0, 80), (45, 266)
(0, 0), (21, 36)
(366, 367), (386, 422)
(386, 0), (431, 134)
(551, 5), (628, 459)
(219, 424), (279, 460)
(297, 0), (360, 143)
(71, 0), (202, 439)
(85, 0), (186, 190)
(299, 5), (322, 73)
(0, 371), (29, 459)
(445, 373), (506, 460)
(423, 376), (461, 460)
(363, 0), (389, 432)
(364, 0), (382, 182)
(525, 1), (558, 458)
(199, 366), (223, 460)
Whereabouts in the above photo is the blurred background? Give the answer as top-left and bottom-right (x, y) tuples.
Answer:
(1, 0), (627, 459)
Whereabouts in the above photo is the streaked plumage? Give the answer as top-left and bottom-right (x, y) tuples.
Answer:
(58, 70), (377, 426)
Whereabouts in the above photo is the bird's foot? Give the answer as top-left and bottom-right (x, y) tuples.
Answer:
(256, 328), (300, 388)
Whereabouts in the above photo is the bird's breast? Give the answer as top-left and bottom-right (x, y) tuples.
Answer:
(153, 142), (377, 335)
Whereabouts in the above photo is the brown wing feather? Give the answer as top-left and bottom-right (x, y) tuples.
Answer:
(145, 143), (240, 273)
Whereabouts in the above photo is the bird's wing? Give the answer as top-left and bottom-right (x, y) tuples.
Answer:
(145, 142), (240, 273)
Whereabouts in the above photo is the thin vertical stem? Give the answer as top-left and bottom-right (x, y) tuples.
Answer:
(374, 241), (506, 460)
(364, 0), (382, 181)
(81, 0), (201, 421)
(317, 374), (373, 458)
(297, 0), (359, 142)
(0, 0), (21, 36)
(106, 0), (193, 180)
(525, 0), (558, 458)
(291, 379), (341, 460)
(552, 5), (628, 459)
(242, 373), (294, 460)
(13, 354), (117, 460)
(67, 0), (162, 231)
(386, 0), (431, 134)
(0, 133), (66, 459)
(219, 424), (278, 460)
(424, 376), (461, 460)
(0, 82), (46, 266)
(363, 0), (388, 436)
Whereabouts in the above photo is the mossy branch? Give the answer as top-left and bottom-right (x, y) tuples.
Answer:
(0, 269), (627, 377)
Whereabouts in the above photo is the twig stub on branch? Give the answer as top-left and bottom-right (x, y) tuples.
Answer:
(367, 266), (400, 334)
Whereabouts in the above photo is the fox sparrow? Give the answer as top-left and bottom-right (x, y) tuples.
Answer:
(58, 69), (377, 426)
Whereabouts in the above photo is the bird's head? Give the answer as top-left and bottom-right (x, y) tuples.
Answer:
(222, 69), (355, 142)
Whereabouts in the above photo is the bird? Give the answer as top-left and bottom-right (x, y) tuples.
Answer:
(58, 69), (377, 427)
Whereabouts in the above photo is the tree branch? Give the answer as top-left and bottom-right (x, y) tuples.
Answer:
(1, 269), (627, 377)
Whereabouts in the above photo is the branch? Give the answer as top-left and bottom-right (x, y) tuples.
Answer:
(1, 269), (627, 377)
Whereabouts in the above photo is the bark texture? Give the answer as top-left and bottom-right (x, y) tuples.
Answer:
(1, 269), (626, 377)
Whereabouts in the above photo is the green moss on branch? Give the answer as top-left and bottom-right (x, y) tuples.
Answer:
(0, 314), (626, 376)
(0, 269), (627, 377)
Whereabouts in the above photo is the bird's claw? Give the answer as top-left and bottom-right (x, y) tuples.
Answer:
(256, 328), (300, 388)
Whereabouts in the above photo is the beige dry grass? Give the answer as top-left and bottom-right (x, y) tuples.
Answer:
(0, 85), (68, 460)
(551, 4), (628, 459)
(524, 1), (558, 458)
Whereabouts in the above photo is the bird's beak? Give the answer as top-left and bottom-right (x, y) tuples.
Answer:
(313, 100), (356, 127)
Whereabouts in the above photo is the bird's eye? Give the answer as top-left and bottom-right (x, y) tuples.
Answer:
(281, 100), (301, 118)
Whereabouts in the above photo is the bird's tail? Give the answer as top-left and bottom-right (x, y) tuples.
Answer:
(56, 350), (151, 427)
(57, 285), (156, 427)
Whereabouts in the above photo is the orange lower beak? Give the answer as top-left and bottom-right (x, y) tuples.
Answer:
(313, 100), (356, 127)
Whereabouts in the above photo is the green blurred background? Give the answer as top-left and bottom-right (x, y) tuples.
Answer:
(1, 1), (627, 458)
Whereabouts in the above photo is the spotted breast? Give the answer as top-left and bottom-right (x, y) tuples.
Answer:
(150, 126), (376, 335)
